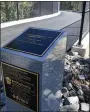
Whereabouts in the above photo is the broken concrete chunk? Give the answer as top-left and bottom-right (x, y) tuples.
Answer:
(63, 97), (71, 105)
(78, 95), (85, 102)
(77, 89), (84, 96)
(64, 52), (90, 112)
(67, 96), (79, 104)
(60, 103), (79, 112)
(78, 75), (85, 80)
(81, 103), (90, 112)
(69, 90), (77, 96)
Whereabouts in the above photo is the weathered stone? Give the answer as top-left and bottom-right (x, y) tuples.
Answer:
(83, 89), (90, 103)
(62, 87), (69, 97)
(64, 53), (90, 107)
(64, 65), (70, 71)
(63, 97), (70, 105)
(79, 66), (84, 70)
(67, 96), (79, 104)
(60, 103), (79, 112)
(69, 90), (77, 96)
(78, 75), (85, 80)
(81, 84), (89, 90)
(73, 52), (79, 56)
(84, 67), (89, 72)
(64, 74), (72, 83)
(75, 69), (81, 75)
(62, 87), (68, 93)
(66, 83), (73, 91)
(72, 79), (82, 90)
(76, 61), (80, 67)
(73, 84), (81, 92)
(67, 51), (74, 56)
(81, 103), (90, 112)
(78, 95), (85, 102)
(85, 81), (90, 86)
(77, 89), (84, 96)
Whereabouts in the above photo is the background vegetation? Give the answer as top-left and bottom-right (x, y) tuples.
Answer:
(1, 2), (36, 23)
(1, 1), (82, 23)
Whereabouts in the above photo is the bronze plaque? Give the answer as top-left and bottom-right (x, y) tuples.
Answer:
(2, 62), (39, 112)
(4, 28), (61, 56)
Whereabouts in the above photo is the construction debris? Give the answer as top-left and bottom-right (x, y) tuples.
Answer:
(60, 51), (90, 111)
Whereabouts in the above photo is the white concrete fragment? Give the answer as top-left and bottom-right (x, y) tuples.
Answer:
(72, 45), (86, 57)
(67, 96), (79, 104)
(73, 52), (79, 56)
(60, 103), (79, 111)
(81, 103), (90, 111)
(78, 75), (85, 80)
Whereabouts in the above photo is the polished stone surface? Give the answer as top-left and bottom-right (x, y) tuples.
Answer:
(5, 28), (61, 57)
(1, 28), (67, 112)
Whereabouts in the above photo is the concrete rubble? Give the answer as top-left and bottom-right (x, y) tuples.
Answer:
(59, 51), (90, 112)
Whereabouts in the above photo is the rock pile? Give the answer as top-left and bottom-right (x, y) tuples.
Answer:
(59, 51), (90, 111)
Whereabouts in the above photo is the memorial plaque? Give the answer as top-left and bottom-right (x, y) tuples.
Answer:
(4, 28), (61, 56)
(2, 62), (39, 112)
(1, 27), (67, 111)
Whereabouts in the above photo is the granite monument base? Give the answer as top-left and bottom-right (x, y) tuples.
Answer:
(1, 27), (67, 112)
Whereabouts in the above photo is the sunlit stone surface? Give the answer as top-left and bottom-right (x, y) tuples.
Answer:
(1, 28), (67, 112)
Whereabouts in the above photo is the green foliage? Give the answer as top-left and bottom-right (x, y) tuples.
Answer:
(1, 1), (36, 23)
(1, 2), (17, 22)
(1, 1), (83, 23)
(18, 2), (35, 19)
(60, 1), (82, 11)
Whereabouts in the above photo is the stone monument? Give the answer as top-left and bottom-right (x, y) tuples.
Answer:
(1, 27), (67, 112)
